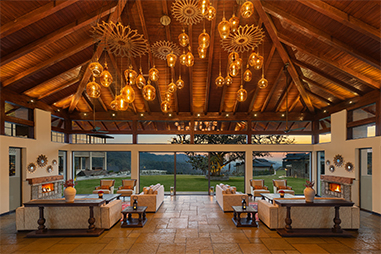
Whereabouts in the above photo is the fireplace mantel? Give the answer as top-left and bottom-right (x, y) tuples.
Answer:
(320, 175), (355, 184)
(27, 175), (64, 200)
(27, 175), (64, 185)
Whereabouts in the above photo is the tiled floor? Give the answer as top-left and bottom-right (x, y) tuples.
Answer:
(1, 195), (380, 253)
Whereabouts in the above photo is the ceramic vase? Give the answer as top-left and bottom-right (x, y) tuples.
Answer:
(304, 187), (315, 202)
(64, 187), (76, 203)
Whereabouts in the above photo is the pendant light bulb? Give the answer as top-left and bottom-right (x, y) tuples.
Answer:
(185, 50), (194, 67)
(240, 1), (254, 18)
(149, 66), (159, 81)
(218, 17), (231, 40)
(89, 59), (103, 77)
(168, 79), (177, 93)
(243, 67), (252, 82)
(99, 63), (113, 87)
(161, 101), (171, 113)
(176, 76), (185, 90)
(236, 57), (242, 69)
(166, 52), (177, 68)
(205, 5), (216, 21)
(178, 29), (189, 47)
(110, 99), (118, 111)
(198, 46), (207, 59)
(258, 76), (268, 89)
(229, 14), (240, 33)
(215, 75), (225, 87)
(121, 85), (135, 103)
(180, 50), (187, 65)
(229, 62), (239, 77)
(228, 51), (239, 65)
(237, 86), (248, 102)
(198, 0), (210, 16)
(124, 66), (137, 85)
(86, 77), (101, 98)
(142, 80), (156, 101)
(225, 74), (233, 86)
(115, 94), (129, 111)
(136, 68), (146, 89)
(198, 29), (210, 49)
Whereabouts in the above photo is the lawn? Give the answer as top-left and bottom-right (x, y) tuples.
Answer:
(74, 170), (308, 194)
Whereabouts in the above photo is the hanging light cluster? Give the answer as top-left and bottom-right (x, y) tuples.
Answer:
(198, 0), (216, 21)
(178, 28), (194, 67)
(87, 58), (113, 99)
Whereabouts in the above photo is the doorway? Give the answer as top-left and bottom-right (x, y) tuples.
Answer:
(9, 147), (22, 211)
(316, 151), (325, 196)
(359, 148), (372, 211)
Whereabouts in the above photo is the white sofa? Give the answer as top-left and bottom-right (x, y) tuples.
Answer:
(16, 199), (122, 231)
(130, 184), (164, 212)
(216, 184), (248, 212)
(258, 197), (360, 230)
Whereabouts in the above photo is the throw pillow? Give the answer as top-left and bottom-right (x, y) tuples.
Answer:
(100, 185), (110, 189)
(143, 187), (149, 194)
(225, 188), (231, 194)
(148, 188), (154, 194)
(230, 187), (236, 194)
(121, 186), (133, 189)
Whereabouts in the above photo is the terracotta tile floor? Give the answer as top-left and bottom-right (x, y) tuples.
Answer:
(1, 195), (380, 254)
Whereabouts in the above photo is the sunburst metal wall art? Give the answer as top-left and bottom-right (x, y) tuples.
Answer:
(151, 41), (181, 60)
(37, 154), (48, 168)
(27, 163), (36, 174)
(345, 162), (354, 172)
(171, 0), (203, 25)
(91, 21), (149, 58)
(221, 25), (265, 53)
(333, 154), (344, 167)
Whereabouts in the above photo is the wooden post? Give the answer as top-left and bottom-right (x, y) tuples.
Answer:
(0, 93), (5, 135)
(64, 118), (72, 143)
(208, 153), (211, 195)
(174, 152), (177, 195)
(132, 120), (137, 144)
(312, 119), (319, 144)
(376, 91), (381, 136)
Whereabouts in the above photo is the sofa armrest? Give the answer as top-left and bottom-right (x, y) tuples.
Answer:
(258, 200), (278, 229)
(100, 200), (122, 229)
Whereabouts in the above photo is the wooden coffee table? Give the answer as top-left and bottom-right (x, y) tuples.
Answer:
(121, 206), (147, 228)
(232, 206), (258, 227)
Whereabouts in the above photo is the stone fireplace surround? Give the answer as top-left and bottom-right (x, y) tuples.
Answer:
(320, 175), (354, 201)
(27, 175), (64, 200)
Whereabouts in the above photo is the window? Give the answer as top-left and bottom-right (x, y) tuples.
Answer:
(71, 134), (88, 144)
(4, 122), (30, 138)
(51, 131), (65, 143)
(319, 133), (331, 143)
(348, 104), (376, 140)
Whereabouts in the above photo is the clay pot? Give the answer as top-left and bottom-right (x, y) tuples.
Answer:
(64, 187), (76, 203)
(304, 187), (315, 203)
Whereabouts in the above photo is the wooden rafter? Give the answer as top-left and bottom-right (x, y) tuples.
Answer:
(278, 33), (379, 89)
(1, 3), (116, 66)
(2, 38), (94, 87)
(301, 76), (345, 101)
(82, 92), (93, 112)
(296, 0), (381, 42)
(253, 0), (314, 113)
(293, 59), (365, 96)
(0, 0), (79, 39)
(5, 106), (20, 115)
(247, 86), (260, 113)
(68, 0), (127, 113)
(306, 90), (331, 105)
(101, 121), (108, 131)
(261, 1), (380, 69)
(261, 67), (283, 112)
(114, 122), (120, 131)
(275, 81), (293, 112)
(219, 86), (227, 114)
(289, 95), (300, 112)
(74, 121), (84, 131)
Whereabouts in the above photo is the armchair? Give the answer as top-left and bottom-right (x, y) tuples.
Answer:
(116, 179), (137, 200)
(250, 179), (270, 200)
(272, 179), (294, 195)
(92, 179), (115, 194)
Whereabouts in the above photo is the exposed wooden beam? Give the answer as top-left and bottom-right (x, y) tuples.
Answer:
(114, 122), (120, 131)
(69, 0), (127, 113)
(261, 1), (380, 69)
(219, 86), (227, 114)
(74, 121), (84, 131)
(301, 76), (346, 101)
(253, 0), (314, 113)
(98, 97), (108, 112)
(4, 116), (34, 127)
(247, 86), (260, 113)
(5, 106), (20, 115)
(38, 77), (81, 100)
(275, 81), (293, 112)
(296, 0), (381, 42)
(1, 3), (116, 66)
(82, 92), (93, 112)
(2, 38), (94, 87)
(204, 0), (218, 113)
(0, 0), (79, 39)
(279, 33), (380, 89)
(293, 59), (365, 96)
(306, 90), (331, 105)
(101, 121), (108, 131)
(289, 95), (300, 112)
(264, 44), (276, 76)
(261, 67), (283, 112)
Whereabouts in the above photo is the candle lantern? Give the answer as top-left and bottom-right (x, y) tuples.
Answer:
(209, 186), (214, 196)
(241, 196), (247, 209)
(132, 196), (138, 210)
(170, 186), (174, 196)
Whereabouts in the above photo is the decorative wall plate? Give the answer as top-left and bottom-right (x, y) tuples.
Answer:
(151, 41), (181, 60)
(333, 154), (344, 167)
(326, 160), (330, 166)
(37, 154), (48, 167)
(47, 165), (53, 173)
(221, 25), (265, 53)
(329, 165), (335, 172)
(27, 163), (36, 173)
(171, 0), (203, 25)
(52, 159), (57, 165)
(91, 21), (149, 58)
(345, 162), (354, 172)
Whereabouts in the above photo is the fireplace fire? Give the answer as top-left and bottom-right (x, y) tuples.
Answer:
(41, 183), (54, 193)
(329, 183), (341, 193)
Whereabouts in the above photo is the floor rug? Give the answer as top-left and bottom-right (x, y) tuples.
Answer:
(249, 202), (259, 221)
(122, 202), (130, 210)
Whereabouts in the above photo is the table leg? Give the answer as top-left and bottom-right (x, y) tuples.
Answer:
(247, 212), (251, 221)
(332, 206), (343, 233)
(237, 212), (241, 226)
(138, 213), (142, 222)
(143, 211), (146, 221)
(128, 213), (132, 221)
(88, 206), (96, 231)
(233, 211), (237, 221)
(37, 206), (46, 233)
(284, 206), (292, 231)
(122, 212), (127, 225)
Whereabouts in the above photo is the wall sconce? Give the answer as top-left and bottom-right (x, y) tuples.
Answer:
(170, 186), (174, 196)
(209, 186), (214, 196)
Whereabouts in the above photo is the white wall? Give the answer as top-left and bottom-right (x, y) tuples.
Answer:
(1, 108), (380, 214)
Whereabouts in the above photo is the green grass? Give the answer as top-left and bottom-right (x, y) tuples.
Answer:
(74, 170), (308, 195)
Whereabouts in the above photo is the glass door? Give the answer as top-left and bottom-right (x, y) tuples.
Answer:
(359, 148), (372, 211)
(316, 151), (325, 196)
(9, 147), (22, 210)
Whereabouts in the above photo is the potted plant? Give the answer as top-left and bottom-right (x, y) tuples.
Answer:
(303, 180), (315, 202)
(98, 190), (104, 199)
(279, 190), (285, 198)
(63, 179), (76, 203)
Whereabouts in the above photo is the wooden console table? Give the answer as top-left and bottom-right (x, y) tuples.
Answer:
(274, 199), (354, 237)
(24, 199), (106, 237)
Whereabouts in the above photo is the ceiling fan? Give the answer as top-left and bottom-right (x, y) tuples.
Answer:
(283, 64), (305, 134)
(89, 102), (108, 134)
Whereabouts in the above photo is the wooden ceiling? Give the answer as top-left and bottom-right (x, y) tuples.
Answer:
(1, 0), (380, 133)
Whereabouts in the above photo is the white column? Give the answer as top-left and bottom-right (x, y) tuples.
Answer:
(131, 150), (140, 191)
(104, 152), (107, 171)
(245, 150), (253, 194)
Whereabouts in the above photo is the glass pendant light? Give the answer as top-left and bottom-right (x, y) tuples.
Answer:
(180, 50), (187, 65)
(115, 94), (129, 111)
(229, 62), (239, 77)
(149, 66), (159, 81)
(164, 91), (172, 102)
(168, 79), (177, 93)
(252, 54), (263, 70)
(99, 62), (113, 87)
(236, 57), (243, 69)
(240, 1), (254, 18)
(121, 84), (135, 103)
(229, 14), (240, 33)
(198, 46), (207, 59)
(198, 0), (210, 16)
(124, 66), (137, 85)
(243, 66), (252, 82)
(205, 4), (216, 21)
(178, 29), (189, 47)
(89, 59), (103, 77)
(142, 80), (156, 101)
(86, 77), (101, 98)
(167, 52), (177, 68)
(218, 17), (231, 39)
(215, 53), (225, 87)
(228, 51), (239, 65)
(161, 101), (170, 113)
(258, 76), (268, 89)
(136, 68), (146, 89)
(110, 99), (118, 111)
(237, 85), (247, 102)
(185, 48), (194, 67)
(225, 74), (233, 86)
(176, 73), (185, 90)
(198, 29), (210, 49)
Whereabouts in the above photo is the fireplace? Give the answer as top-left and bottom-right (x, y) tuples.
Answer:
(27, 175), (64, 199)
(320, 175), (354, 201)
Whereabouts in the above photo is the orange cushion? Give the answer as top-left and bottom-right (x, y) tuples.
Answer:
(278, 186), (287, 190)
(254, 186), (267, 190)
(101, 185), (110, 189)
(121, 186), (133, 189)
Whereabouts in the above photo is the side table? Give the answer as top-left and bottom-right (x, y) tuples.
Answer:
(232, 206), (258, 227)
(121, 206), (147, 228)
